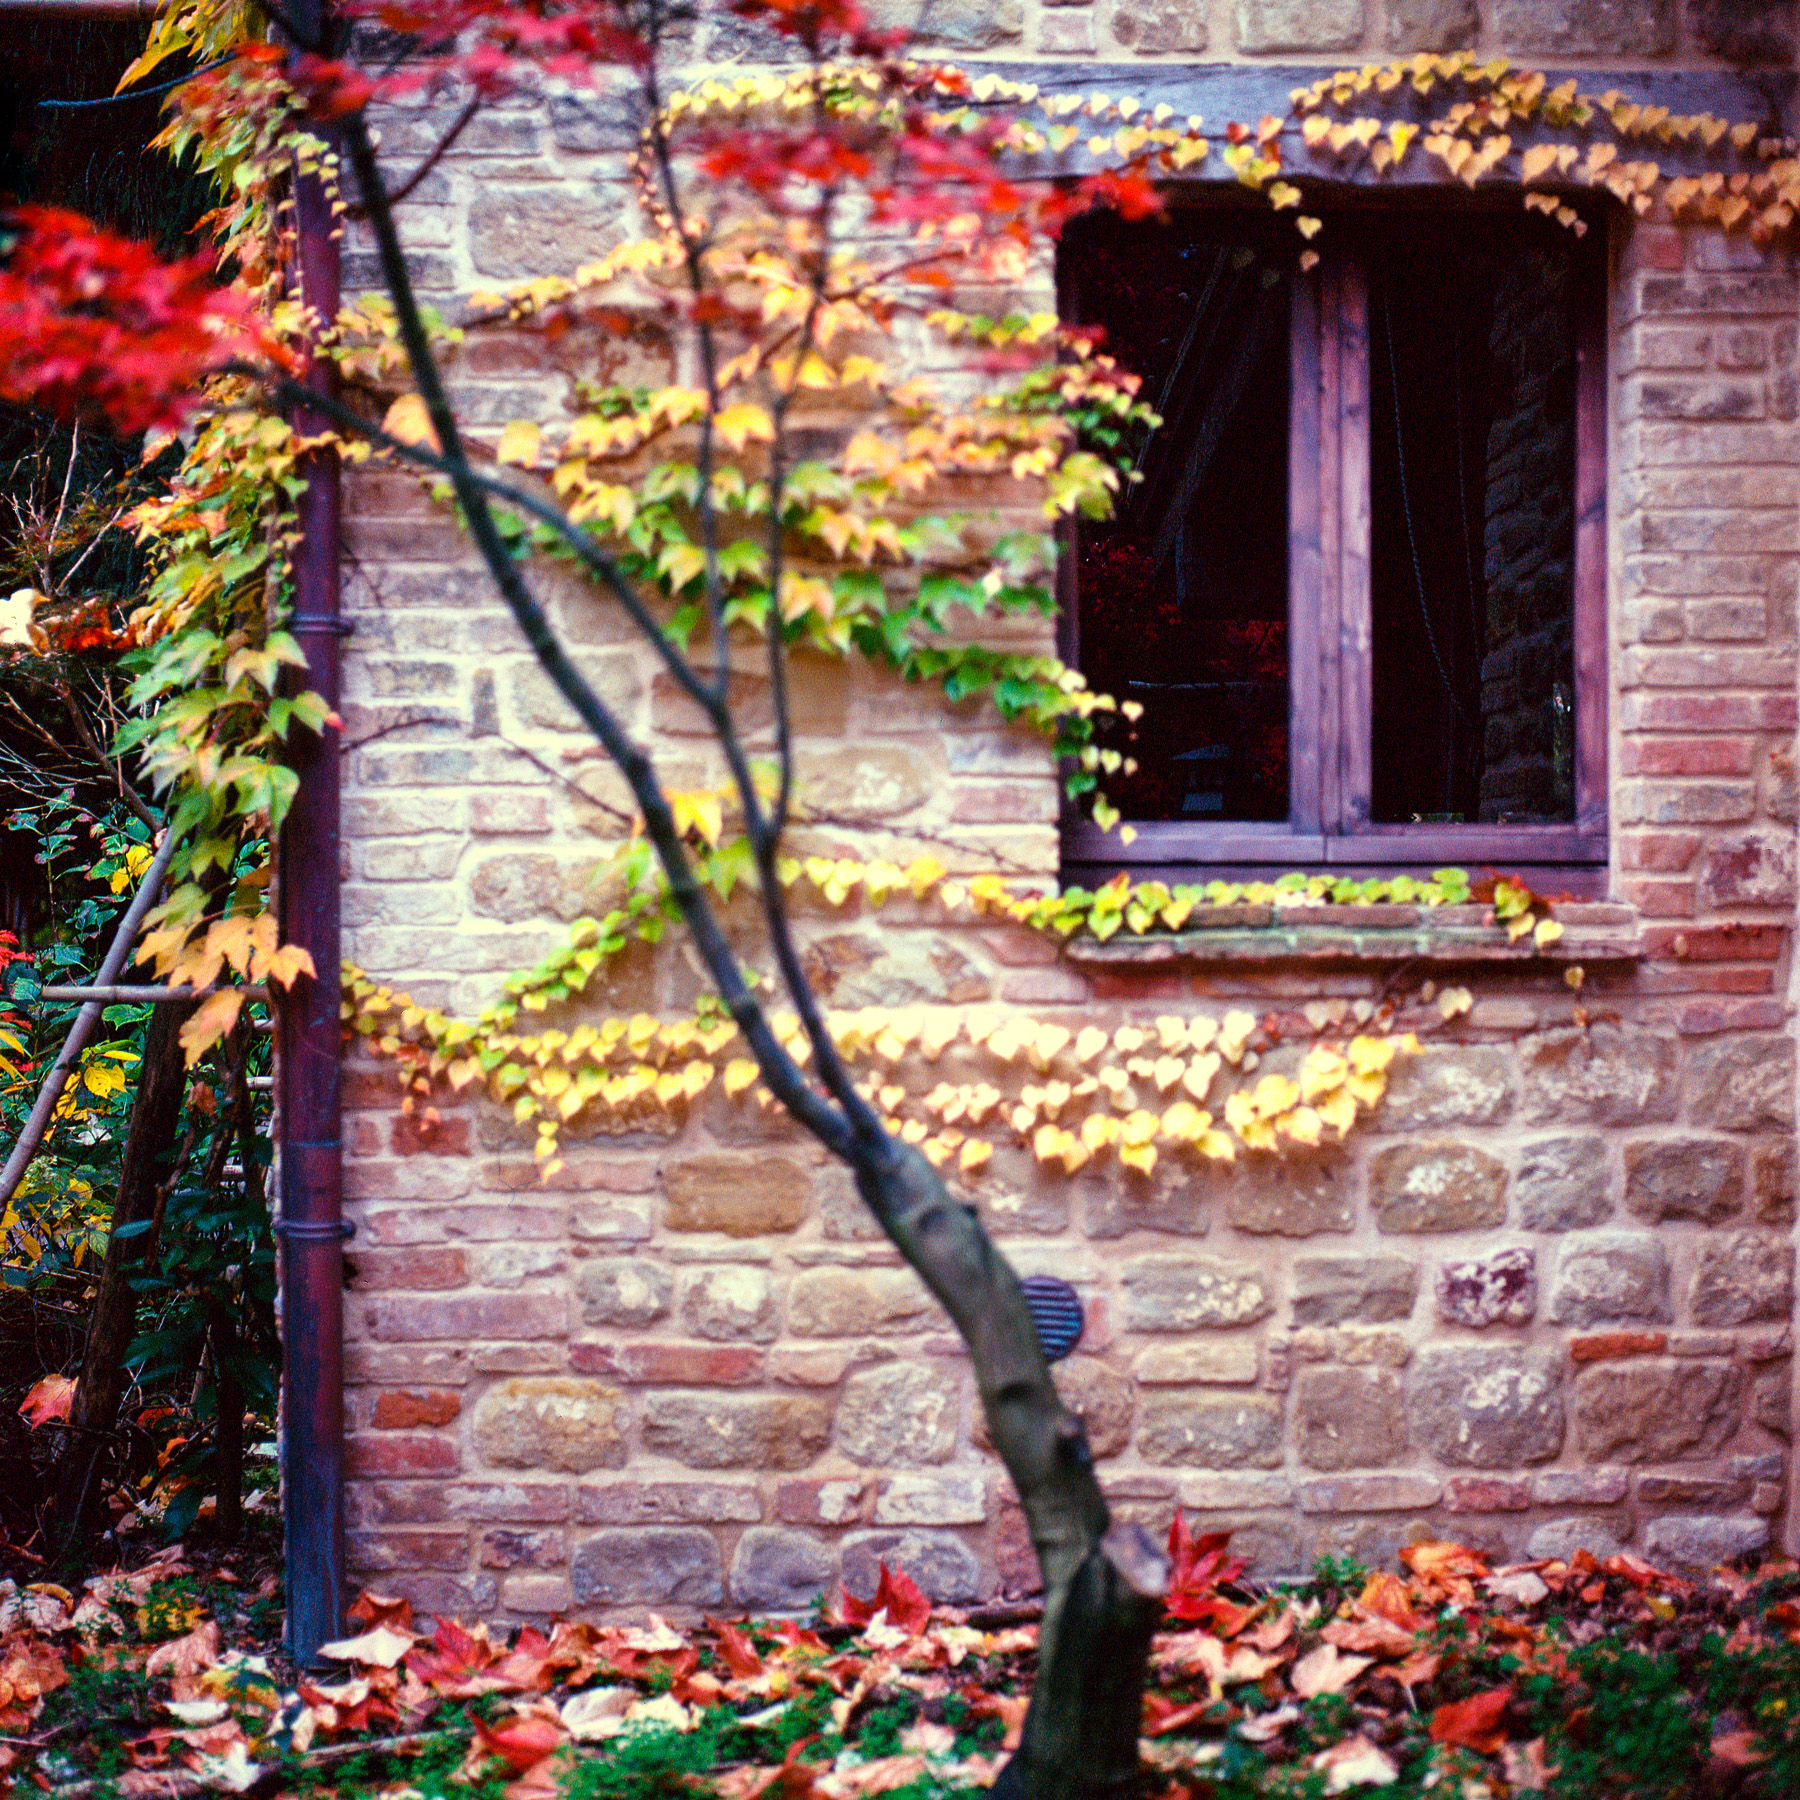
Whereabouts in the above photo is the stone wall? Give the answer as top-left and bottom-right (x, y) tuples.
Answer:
(331, 4), (1800, 1622)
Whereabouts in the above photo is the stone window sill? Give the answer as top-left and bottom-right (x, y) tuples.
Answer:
(1060, 902), (1644, 969)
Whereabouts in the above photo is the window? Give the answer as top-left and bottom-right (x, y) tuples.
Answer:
(1059, 202), (1607, 892)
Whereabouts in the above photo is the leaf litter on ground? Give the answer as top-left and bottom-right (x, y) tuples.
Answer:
(2, 1518), (1799, 1799)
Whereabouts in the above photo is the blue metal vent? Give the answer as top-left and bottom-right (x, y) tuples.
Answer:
(1020, 1274), (1085, 1362)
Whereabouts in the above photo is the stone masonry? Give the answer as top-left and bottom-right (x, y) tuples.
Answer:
(330, 1), (1799, 1621)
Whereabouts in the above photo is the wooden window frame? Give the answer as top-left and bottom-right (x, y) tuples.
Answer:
(1060, 207), (1610, 894)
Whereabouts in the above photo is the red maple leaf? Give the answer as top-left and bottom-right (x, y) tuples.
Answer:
(837, 1562), (931, 1635)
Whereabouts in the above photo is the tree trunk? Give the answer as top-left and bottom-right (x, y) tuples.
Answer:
(55, 996), (195, 1567)
(853, 1139), (1168, 1799)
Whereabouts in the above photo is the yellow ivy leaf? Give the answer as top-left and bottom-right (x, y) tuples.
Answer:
(1183, 1052), (1221, 1101)
(496, 419), (541, 467)
(724, 1058), (760, 1096)
(712, 402), (776, 452)
(1281, 1104), (1323, 1146)
(382, 392), (441, 454)
(1198, 1129), (1237, 1162)
(1534, 917), (1565, 947)
(1438, 986), (1473, 1020)
(1119, 1142), (1157, 1176)
(1348, 1034), (1400, 1075)
(958, 1138), (992, 1173)
(1317, 1088), (1358, 1136)
(177, 990), (244, 1067)
(1520, 142), (1560, 183)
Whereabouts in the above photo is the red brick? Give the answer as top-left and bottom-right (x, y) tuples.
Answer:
(1677, 998), (1790, 1034)
(998, 969), (1090, 1004)
(371, 1388), (461, 1429)
(1622, 692), (1797, 732)
(568, 1342), (764, 1384)
(1619, 877), (1694, 917)
(1643, 923), (1786, 961)
(1570, 1331), (1667, 1364)
(1632, 227), (1685, 272)
(393, 1110), (471, 1155)
(1619, 736), (1756, 776)
(1444, 1477), (1532, 1512)
(369, 1481), (572, 1524)
(773, 1478), (866, 1526)
(1619, 832), (1702, 872)
(980, 927), (1063, 968)
(347, 1432), (461, 1476)
(349, 1530), (470, 1571)
(1090, 972), (1188, 1001)
(352, 1248), (468, 1291)
(479, 1528), (567, 1569)
(365, 1293), (568, 1341)
(1636, 964), (1774, 994)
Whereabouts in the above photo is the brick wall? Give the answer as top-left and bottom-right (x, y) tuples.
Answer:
(331, 0), (1799, 1621)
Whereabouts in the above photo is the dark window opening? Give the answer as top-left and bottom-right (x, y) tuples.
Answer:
(1369, 218), (1577, 827)
(1065, 215), (1290, 823)
(1059, 200), (1605, 881)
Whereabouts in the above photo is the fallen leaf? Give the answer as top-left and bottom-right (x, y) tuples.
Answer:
(1236, 1703), (1298, 1744)
(1502, 1737), (1559, 1787)
(1311, 1733), (1399, 1793)
(471, 1703), (569, 1773)
(17, 1374), (75, 1428)
(144, 1620), (220, 1679)
(316, 1623), (417, 1668)
(1430, 1685), (1512, 1754)
(1291, 1643), (1372, 1699)
(707, 1616), (766, 1679)
(839, 1565), (931, 1637)
(560, 1685), (635, 1741)
(1485, 1568), (1550, 1607)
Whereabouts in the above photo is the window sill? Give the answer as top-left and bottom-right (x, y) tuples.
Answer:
(1060, 902), (1643, 969)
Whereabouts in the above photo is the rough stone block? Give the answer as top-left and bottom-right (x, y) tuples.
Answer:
(1226, 1154), (1354, 1235)
(1370, 1142), (1507, 1233)
(1291, 1255), (1419, 1325)
(1292, 1328), (1409, 1367)
(1534, 1468), (1630, 1505)
(1753, 1365), (1791, 1438)
(1294, 1368), (1406, 1471)
(1642, 1513), (1770, 1571)
(788, 1267), (934, 1337)
(837, 1366), (961, 1465)
(729, 1527), (834, 1612)
(1080, 1163), (1209, 1238)
(480, 1528), (566, 1570)
(1234, 0), (1363, 51)
(1379, 1048), (1513, 1129)
(1411, 1347), (1564, 1468)
(473, 1379), (626, 1473)
(841, 1529), (984, 1603)
(571, 1527), (722, 1607)
(1685, 0), (1795, 64)
(1687, 1036), (1796, 1131)
(1111, 0), (1207, 50)
(1436, 1247), (1537, 1328)
(863, 0), (1021, 47)
(1137, 1394), (1284, 1468)
(575, 1481), (761, 1525)
(1688, 1232), (1796, 1326)
(1573, 1360), (1740, 1462)
(664, 1153), (811, 1236)
(1386, 0), (1477, 48)
(1752, 1141), (1795, 1225)
(1548, 1232), (1672, 1328)
(1051, 1360), (1130, 1461)
(1494, 0), (1674, 54)
(1700, 830), (1796, 909)
(640, 1393), (832, 1470)
(682, 1267), (781, 1342)
(873, 1475), (987, 1526)
(1121, 1255), (1274, 1330)
(574, 1260), (671, 1328)
(1519, 1027), (1679, 1126)
(1513, 1135), (1611, 1230)
(471, 187), (628, 280)
(1636, 1473), (1748, 1505)
(1445, 1476), (1532, 1512)
(1295, 1473), (1442, 1512)
(1623, 1138), (1743, 1223)
(1526, 1519), (1624, 1562)
(1133, 1341), (1259, 1385)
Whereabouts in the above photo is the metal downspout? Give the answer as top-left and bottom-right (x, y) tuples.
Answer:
(278, 0), (346, 1667)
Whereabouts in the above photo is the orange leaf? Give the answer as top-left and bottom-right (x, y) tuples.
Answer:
(18, 1373), (75, 1428)
(838, 1563), (931, 1636)
(707, 1616), (765, 1678)
(1430, 1684), (1512, 1754)
(471, 1704), (569, 1774)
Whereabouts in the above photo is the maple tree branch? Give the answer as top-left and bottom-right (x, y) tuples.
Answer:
(345, 94), (481, 218)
